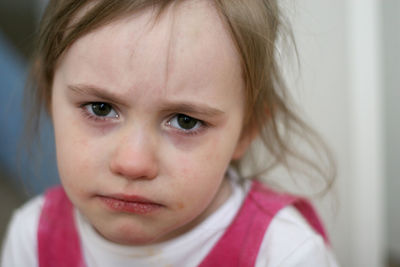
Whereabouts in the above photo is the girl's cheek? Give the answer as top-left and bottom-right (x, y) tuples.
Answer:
(61, 136), (95, 172)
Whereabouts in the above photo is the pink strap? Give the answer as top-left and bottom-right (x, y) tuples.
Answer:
(38, 187), (86, 267)
(199, 181), (329, 267)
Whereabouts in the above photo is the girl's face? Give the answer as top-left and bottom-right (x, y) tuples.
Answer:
(51, 1), (249, 245)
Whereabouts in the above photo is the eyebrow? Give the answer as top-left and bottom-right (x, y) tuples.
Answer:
(68, 84), (225, 117)
(158, 102), (225, 118)
(68, 84), (127, 106)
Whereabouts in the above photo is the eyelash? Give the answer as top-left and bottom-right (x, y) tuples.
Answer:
(79, 102), (208, 136)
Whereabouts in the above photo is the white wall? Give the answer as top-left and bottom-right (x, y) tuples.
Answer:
(382, 0), (400, 260)
(284, 1), (385, 266)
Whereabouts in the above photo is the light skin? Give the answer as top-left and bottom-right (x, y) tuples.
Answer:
(51, 0), (252, 245)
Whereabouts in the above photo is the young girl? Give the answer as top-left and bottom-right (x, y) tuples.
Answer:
(2, 0), (339, 266)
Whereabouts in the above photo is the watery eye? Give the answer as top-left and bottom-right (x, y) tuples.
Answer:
(85, 102), (118, 118)
(169, 114), (201, 131)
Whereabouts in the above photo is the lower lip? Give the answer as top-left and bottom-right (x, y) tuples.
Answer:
(99, 196), (162, 214)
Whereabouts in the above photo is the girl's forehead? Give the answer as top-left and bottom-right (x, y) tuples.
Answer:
(58, 0), (243, 101)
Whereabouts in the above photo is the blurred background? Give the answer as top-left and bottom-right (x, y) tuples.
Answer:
(0, 0), (398, 266)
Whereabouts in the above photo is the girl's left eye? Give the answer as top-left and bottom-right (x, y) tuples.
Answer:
(83, 102), (119, 119)
(168, 114), (203, 132)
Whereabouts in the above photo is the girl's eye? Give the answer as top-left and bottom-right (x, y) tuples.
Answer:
(83, 102), (119, 119)
(168, 114), (202, 131)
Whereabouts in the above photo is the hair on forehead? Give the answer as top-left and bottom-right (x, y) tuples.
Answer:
(48, 1), (177, 61)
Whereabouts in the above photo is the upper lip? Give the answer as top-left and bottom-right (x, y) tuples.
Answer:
(100, 193), (162, 205)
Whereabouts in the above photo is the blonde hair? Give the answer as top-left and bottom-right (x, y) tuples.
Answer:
(27, 0), (335, 195)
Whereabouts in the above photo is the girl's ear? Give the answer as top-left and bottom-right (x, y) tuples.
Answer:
(232, 125), (258, 160)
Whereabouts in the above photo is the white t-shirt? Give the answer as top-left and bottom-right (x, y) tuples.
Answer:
(1, 178), (339, 267)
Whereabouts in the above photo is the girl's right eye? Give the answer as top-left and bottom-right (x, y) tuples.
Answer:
(82, 102), (119, 120)
(167, 114), (205, 135)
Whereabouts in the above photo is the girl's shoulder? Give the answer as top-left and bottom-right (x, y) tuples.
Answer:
(1, 194), (44, 267)
(209, 177), (339, 266)
(235, 178), (338, 266)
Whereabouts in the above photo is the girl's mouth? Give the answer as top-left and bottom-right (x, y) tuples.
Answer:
(98, 194), (163, 214)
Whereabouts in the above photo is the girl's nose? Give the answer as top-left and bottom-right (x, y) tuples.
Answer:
(109, 129), (159, 181)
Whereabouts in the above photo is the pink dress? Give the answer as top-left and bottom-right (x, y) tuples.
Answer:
(37, 181), (329, 267)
